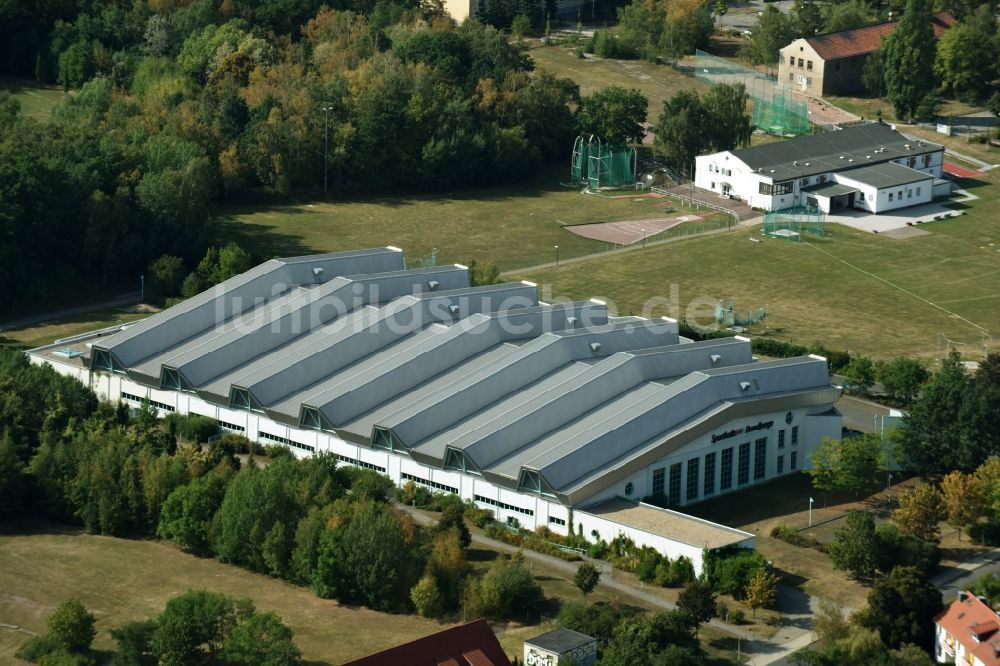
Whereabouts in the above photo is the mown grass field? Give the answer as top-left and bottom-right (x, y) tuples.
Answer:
(0, 527), (745, 664)
(0, 308), (150, 350)
(0, 78), (65, 122)
(215, 169), (711, 272)
(513, 168), (1000, 360)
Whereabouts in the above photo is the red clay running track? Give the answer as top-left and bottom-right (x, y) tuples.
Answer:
(943, 162), (982, 179)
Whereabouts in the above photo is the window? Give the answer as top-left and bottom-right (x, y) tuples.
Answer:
(445, 448), (480, 475)
(907, 189), (912, 198)
(668, 463), (682, 500)
(792, 426), (799, 446)
(898, 190), (903, 199)
(909, 157), (916, 168)
(301, 406), (327, 431)
(868, 194), (873, 201)
(737, 442), (750, 485)
(778, 429), (786, 449)
(161, 367), (182, 391)
(773, 181), (793, 195)
(548, 515), (566, 526)
(791, 450), (799, 470)
(922, 154), (930, 167)
(336, 454), (385, 473)
(789, 72), (794, 81)
(217, 420), (245, 433)
(720, 448), (734, 490)
(704, 452), (716, 496)
(916, 186), (921, 196)
(759, 182), (773, 195)
(475, 494), (533, 517)
(258, 431), (314, 453)
(711, 181), (716, 189)
(652, 467), (665, 496)
(686, 458), (699, 502)
(372, 427), (397, 450)
(402, 472), (458, 495)
(806, 77), (812, 86)
(800, 178), (809, 186)
(120, 393), (175, 413)
(807, 60), (813, 70)
(797, 58), (803, 68)
(625, 482), (634, 496)
(889, 192), (894, 202)
(819, 174), (828, 183)
(754, 438), (767, 481)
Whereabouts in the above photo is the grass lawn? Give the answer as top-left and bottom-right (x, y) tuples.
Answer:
(0, 526), (452, 665)
(512, 168), (1000, 360)
(0, 308), (152, 350)
(0, 77), (65, 122)
(216, 169), (715, 272)
(827, 94), (985, 124)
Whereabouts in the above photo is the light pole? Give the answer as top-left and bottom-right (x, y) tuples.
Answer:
(140, 275), (144, 303)
(322, 105), (334, 197)
(555, 245), (559, 268)
(808, 497), (814, 527)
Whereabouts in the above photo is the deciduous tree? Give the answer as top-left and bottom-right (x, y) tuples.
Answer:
(941, 470), (987, 540)
(828, 510), (878, 580)
(858, 565), (942, 649)
(576, 86), (648, 145)
(574, 562), (601, 603)
(883, 0), (936, 119)
(744, 569), (780, 617)
(892, 482), (945, 543)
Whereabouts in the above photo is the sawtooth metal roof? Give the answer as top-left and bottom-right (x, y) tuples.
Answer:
(88, 250), (840, 506)
(725, 122), (942, 183)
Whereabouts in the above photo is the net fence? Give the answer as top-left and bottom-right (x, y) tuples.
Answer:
(571, 136), (636, 188)
(692, 50), (810, 136)
(763, 206), (826, 242)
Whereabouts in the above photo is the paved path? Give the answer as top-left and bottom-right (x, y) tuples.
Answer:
(0, 293), (139, 333)
(933, 549), (1000, 600)
(398, 503), (821, 665)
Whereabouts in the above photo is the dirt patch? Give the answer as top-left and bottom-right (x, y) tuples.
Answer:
(881, 226), (931, 240)
(565, 216), (701, 245)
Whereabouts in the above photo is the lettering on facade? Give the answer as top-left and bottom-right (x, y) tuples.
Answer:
(710, 420), (774, 444)
(525, 649), (555, 666)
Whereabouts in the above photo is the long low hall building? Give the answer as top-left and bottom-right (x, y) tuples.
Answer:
(30, 247), (842, 573)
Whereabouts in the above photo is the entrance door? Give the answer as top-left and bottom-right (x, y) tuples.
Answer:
(721, 183), (731, 197)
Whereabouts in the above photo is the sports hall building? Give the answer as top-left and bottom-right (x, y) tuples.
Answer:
(30, 247), (843, 574)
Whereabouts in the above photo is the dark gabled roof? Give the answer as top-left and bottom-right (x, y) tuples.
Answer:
(838, 161), (934, 189)
(341, 619), (511, 666)
(804, 12), (955, 60)
(525, 628), (595, 653)
(727, 122), (942, 182)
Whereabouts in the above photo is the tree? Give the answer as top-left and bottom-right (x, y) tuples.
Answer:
(877, 357), (928, 405)
(740, 6), (795, 71)
(152, 590), (244, 665)
(511, 14), (531, 38)
(48, 599), (96, 654)
(714, 0), (727, 17)
(860, 50), (886, 99)
(574, 562), (601, 603)
(157, 473), (230, 555)
(702, 83), (753, 153)
(744, 569), (780, 618)
(842, 355), (876, 394)
(0, 432), (27, 517)
(874, 524), (941, 575)
(892, 482), (946, 543)
(808, 435), (884, 500)
(410, 575), (444, 618)
(111, 621), (158, 666)
(652, 90), (708, 172)
(941, 470), (987, 540)
(935, 20), (999, 102)
(576, 86), (648, 145)
(792, 0), (823, 38)
(971, 572), (1000, 606)
(859, 565), (942, 649)
(827, 510), (878, 580)
(677, 581), (715, 635)
(811, 598), (850, 642)
(821, 0), (871, 33)
(220, 611), (301, 665)
(882, 0), (936, 119)
(463, 553), (543, 621)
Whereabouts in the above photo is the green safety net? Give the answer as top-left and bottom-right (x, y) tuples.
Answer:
(763, 206), (826, 242)
(693, 50), (810, 136)
(570, 136), (635, 188)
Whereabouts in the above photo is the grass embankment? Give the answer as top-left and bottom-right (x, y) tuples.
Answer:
(0, 309), (151, 350)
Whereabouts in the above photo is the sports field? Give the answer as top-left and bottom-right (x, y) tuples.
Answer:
(514, 169), (1000, 360)
(0, 78), (65, 122)
(216, 169), (720, 271)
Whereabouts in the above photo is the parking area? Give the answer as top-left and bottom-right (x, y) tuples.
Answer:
(825, 203), (962, 234)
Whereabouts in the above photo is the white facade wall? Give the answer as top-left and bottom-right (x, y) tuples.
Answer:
(574, 509), (710, 575)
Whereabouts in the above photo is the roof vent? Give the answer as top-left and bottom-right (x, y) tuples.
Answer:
(566, 316), (578, 328)
(866, 155), (871, 159)
(448, 304), (460, 315)
(427, 280), (440, 291)
(793, 160), (799, 166)
(769, 169), (775, 173)
(904, 143), (911, 150)
(710, 354), (722, 365)
(848, 158), (854, 162)
(589, 342), (602, 353)
(839, 155), (845, 159)
(739, 381), (752, 392)
(312, 267), (325, 282)
(804, 162), (811, 166)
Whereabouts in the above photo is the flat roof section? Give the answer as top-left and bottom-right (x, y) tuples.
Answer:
(580, 497), (754, 550)
(839, 161), (934, 190)
(525, 628), (595, 652)
(801, 182), (857, 198)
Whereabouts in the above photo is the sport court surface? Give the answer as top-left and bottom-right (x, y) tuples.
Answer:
(566, 215), (701, 245)
(944, 161), (984, 178)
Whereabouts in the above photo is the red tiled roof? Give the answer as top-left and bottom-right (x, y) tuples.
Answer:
(936, 593), (1000, 666)
(805, 12), (955, 60)
(341, 619), (512, 666)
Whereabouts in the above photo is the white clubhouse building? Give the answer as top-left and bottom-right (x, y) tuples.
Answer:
(695, 122), (950, 214)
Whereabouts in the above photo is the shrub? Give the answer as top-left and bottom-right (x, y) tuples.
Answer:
(771, 523), (810, 547)
(464, 505), (494, 528)
(705, 549), (768, 598)
(399, 481), (433, 507)
(635, 548), (662, 583)
(729, 608), (746, 624)
(164, 413), (219, 443)
(715, 600), (729, 618)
